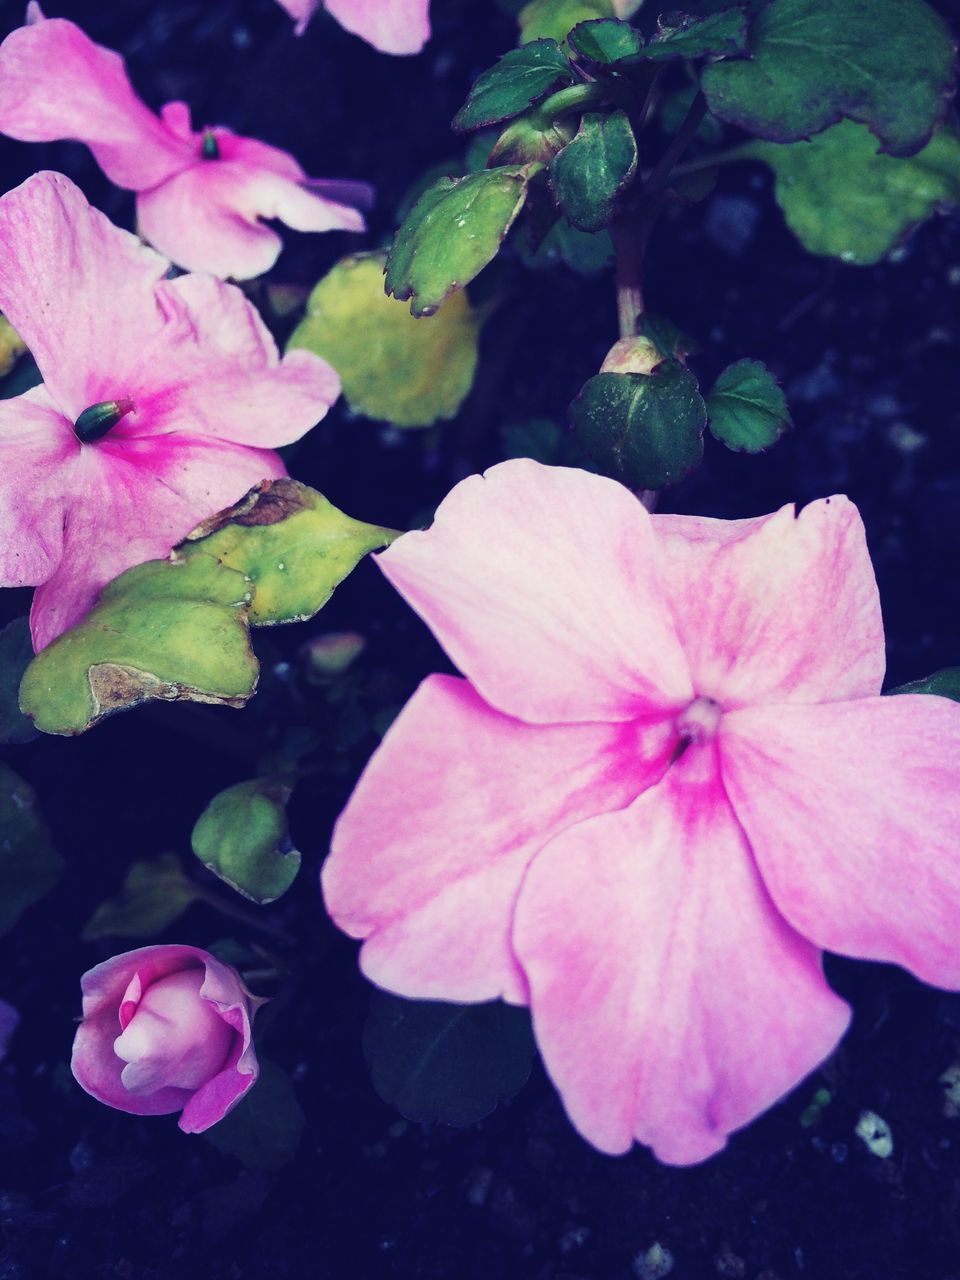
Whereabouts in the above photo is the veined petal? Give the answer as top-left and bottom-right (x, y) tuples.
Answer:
(651, 497), (885, 707)
(513, 746), (850, 1163)
(378, 461), (692, 725)
(720, 696), (960, 989)
(0, 16), (191, 189)
(322, 674), (675, 1004)
(0, 386), (75, 587)
(325, 0), (431, 54)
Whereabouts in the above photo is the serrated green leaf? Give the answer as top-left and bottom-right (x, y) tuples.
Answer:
(569, 361), (706, 488)
(192, 778), (300, 905)
(706, 358), (791, 452)
(570, 9), (746, 64)
(702, 0), (957, 157)
(0, 763), (62, 935)
(385, 168), (534, 317)
(204, 1060), (305, 1170)
(518, 0), (613, 46)
(888, 668), (960, 701)
(288, 253), (482, 429)
(19, 555), (258, 736)
(181, 479), (396, 627)
(569, 16), (643, 62)
(552, 110), (638, 230)
(363, 992), (536, 1126)
(0, 618), (38, 745)
(453, 39), (575, 133)
(82, 853), (203, 941)
(750, 120), (960, 265)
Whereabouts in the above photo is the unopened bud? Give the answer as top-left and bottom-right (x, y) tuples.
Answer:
(74, 398), (135, 444)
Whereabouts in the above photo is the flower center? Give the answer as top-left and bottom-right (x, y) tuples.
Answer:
(676, 696), (722, 746)
(201, 130), (220, 160)
(73, 398), (135, 444)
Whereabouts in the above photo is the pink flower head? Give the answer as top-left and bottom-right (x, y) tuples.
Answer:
(72, 945), (262, 1132)
(323, 459), (960, 1165)
(276, 0), (431, 54)
(0, 171), (341, 650)
(0, 999), (18, 1060)
(0, 8), (372, 278)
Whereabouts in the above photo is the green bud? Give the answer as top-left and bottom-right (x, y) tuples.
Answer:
(201, 131), (220, 160)
(74, 398), (135, 443)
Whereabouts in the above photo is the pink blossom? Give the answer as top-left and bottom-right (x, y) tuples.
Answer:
(276, 0), (431, 54)
(0, 171), (341, 650)
(322, 459), (960, 1164)
(0, 8), (371, 278)
(71, 946), (262, 1132)
(0, 1000), (18, 1060)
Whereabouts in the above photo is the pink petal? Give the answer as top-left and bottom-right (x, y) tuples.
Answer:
(0, 386), (74, 587)
(0, 16), (191, 189)
(325, 0), (431, 54)
(178, 954), (260, 1133)
(720, 695), (960, 988)
(29, 434), (284, 649)
(651, 497), (885, 708)
(322, 673), (676, 1003)
(275, 0), (320, 35)
(378, 461), (692, 725)
(512, 745), (850, 1163)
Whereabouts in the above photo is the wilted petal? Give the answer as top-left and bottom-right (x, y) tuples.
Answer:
(513, 746), (850, 1163)
(323, 673), (675, 1003)
(720, 695), (960, 988)
(325, 0), (431, 54)
(652, 498), (885, 707)
(0, 387), (74, 587)
(378, 461), (692, 725)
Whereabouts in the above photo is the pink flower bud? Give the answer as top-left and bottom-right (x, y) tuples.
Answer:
(71, 946), (262, 1133)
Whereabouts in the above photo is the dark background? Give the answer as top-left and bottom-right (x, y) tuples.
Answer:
(3, 0), (960, 1275)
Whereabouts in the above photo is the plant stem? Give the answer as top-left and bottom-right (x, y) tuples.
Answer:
(198, 886), (294, 944)
(643, 90), (709, 198)
(537, 82), (605, 121)
(612, 214), (649, 338)
(667, 141), (758, 179)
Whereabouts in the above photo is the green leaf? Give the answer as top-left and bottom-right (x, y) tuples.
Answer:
(0, 763), (63, 936)
(551, 110), (638, 231)
(288, 254), (482, 428)
(181, 479), (396, 627)
(518, 0), (613, 46)
(701, 0), (957, 158)
(501, 417), (564, 463)
(638, 313), (698, 361)
(750, 120), (960, 265)
(363, 992), (536, 1126)
(569, 361), (707, 488)
(0, 315), (26, 377)
(570, 10), (747, 64)
(82, 853), (203, 941)
(0, 619), (38, 745)
(452, 40), (575, 133)
(888, 668), (960, 701)
(204, 1060), (305, 1171)
(706, 358), (792, 452)
(192, 779), (300, 905)
(385, 168), (534, 317)
(19, 555), (258, 737)
(518, 216), (615, 274)
(568, 17), (643, 63)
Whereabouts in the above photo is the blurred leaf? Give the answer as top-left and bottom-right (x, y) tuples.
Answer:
(83, 853), (202, 941)
(552, 110), (638, 231)
(889, 668), (960, 701)
(638, 313), (698, 361)
(19, 555), (258, 736)
(518, 216), (615, 273)
(385, 168), (535, 317)
(659, 86), (725, 145)
(0, 619), (38, 745)
(181, 479), (397, 627)
(0, 316), (26, 377)
(570, 361), (706, 488)
(453, 40), (574, 132)
(204, 1061), (305, 1171)
(518, 0), (612, 45)
(571, 10), (746, 63)
(0, 763), (62, 935)
(702, 0), (956, 157)
(501, 417), (564, 463)
(364, 992), (536, 1126)
(192, 779), (300, 905)
(289, 254), (482, 428)
(706, 358), (791, 452)
(750, 121), (960, 265)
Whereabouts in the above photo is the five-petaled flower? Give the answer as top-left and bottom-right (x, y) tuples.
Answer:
(0, 6), (371, 278)
(323, 458), (960, 1165)
(275, 0), (430, 54)
(0, 171), (341, 650)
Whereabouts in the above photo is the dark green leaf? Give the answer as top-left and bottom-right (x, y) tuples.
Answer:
(701, 0), (957, 157)
(82, 852), (203, 941)
(0, 763), (62, 936)
(385, 168), (534, 316)
(569, 16), (643, 62)
(453, 40), (575, 133)
(638, 313), (698, 361)
(0, 619), (38, 745)
(569, 361), (707, 488)
(364, 992), (536, 1126)
(888, 668), (960, 701)
(204, 1061), (305, 1171)
(501, 417), (564, 462)
(706, 358), (791, 451)
(570, 9), (746, 64)
(192, 779), (300, 905)
(518, 216), (615, 274)
(551, 110), (638, 231)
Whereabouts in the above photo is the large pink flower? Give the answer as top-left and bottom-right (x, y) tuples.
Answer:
(276, 0), (430, 54)
(0, 7), (371, 278)
(0, 171), (341, 650)
(323, 459), (960, 1164)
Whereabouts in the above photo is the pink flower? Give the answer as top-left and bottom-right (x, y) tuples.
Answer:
(72, 946), (262, 1132)
(0, 171), (340, 650)
(0, 7), (371, 278)
(276, 0), (431, 54)
(0, 1000), (18, 1060)
(322, 459), (960, 1164)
